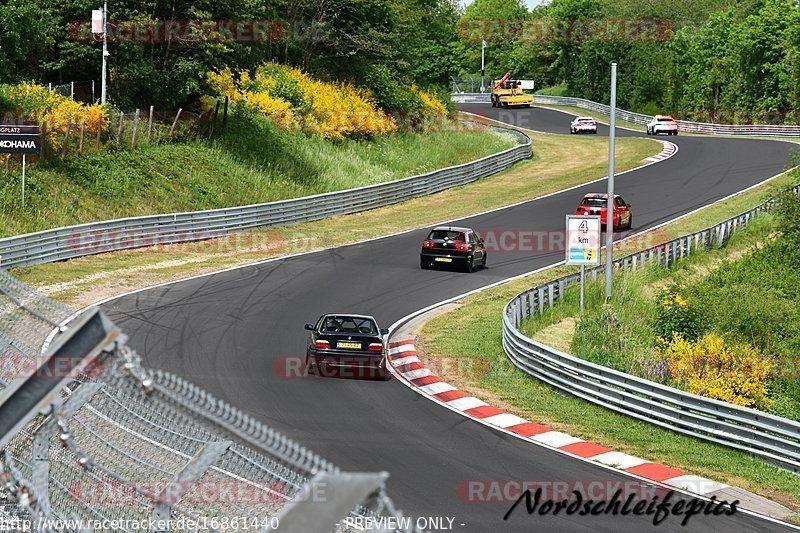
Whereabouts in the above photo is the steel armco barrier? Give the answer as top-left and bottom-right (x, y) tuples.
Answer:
(451, 93), (800, 137)
(0, 126), (530, 270)
(502, 185), (800, 474)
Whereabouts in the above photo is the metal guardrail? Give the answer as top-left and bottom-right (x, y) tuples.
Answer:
(0, 271), (422, 532)
(502, 185), (800, 473)
(0, 126), (530, 271)
(451, 93), (800, 137)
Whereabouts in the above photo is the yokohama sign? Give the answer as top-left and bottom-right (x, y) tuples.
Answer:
(0, 124), (41, 154)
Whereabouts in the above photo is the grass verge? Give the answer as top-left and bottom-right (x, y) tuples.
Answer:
(0, 113), (516, 237)
(13, 132), (659, 309)
(417, 167), (800, 511)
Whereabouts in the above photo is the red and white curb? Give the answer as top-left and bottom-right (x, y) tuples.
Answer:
(643, 140), (678, 163)
(388, 338), (727, 497)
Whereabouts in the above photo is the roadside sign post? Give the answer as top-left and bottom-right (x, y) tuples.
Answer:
(566, 215), (602, 313)
(21, 154), (25, 208)
(0, 123), (41, 208)
(605, 62), (618, 300)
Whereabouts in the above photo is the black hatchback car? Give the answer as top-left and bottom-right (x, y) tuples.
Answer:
(304, 314), (390, 379)
(420, 226), (487, 272)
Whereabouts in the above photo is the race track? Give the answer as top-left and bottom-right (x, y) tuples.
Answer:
(102, 105), (795, 531)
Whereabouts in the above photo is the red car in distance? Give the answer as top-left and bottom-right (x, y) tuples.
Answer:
(575, 193), (633, 230)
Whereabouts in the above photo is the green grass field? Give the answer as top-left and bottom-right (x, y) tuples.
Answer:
(0, 112), (516, 238)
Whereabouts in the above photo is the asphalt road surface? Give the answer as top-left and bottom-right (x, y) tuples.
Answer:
(102, 104), (795, 532)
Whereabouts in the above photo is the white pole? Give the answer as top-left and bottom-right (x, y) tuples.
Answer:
(21, 154), (26, 209)
(605, 63), (617, 300)
(481, 42), (485, 92)
(580, 265), (585, 313)
(70, 81), (74, 100)
(101, 0), (108, 105)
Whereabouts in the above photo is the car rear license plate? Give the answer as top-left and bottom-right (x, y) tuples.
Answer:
(337, 341), (361, 349)
(435, 257), (452, 263)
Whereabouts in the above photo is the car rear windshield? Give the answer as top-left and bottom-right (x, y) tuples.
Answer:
(657, 118), (675, 122)
(578, 119), (594, 123)
(580, 197), (607, 207)
(321, 316), (378, 335)
(428, 230), (466, 242)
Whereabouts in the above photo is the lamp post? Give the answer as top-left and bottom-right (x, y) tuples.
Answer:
(605, 62), (617, 300)
(93, 2), (108, 104)
(480, 40), (486, 92)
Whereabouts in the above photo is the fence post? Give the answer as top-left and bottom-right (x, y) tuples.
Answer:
(147, 105), (154, 141)
(60, 121), (72, 160)
(78, 119), (86, 153)
(117, 112), (124, 144)
(210, 99), (221, 138)
(169, 108), (182, 138)
(40, 121), (47, 159)
(223, 96), (229, 129)
(131, 109), (140, 147)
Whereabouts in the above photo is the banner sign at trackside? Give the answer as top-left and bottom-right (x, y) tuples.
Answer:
(565, 215), (601, 265)
(0, 124), (41, 154)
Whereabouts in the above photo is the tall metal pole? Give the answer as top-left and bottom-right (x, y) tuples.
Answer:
(480, 41), (486, 93)
(101, 0), (108, 105)
(605, 62), (617, 300)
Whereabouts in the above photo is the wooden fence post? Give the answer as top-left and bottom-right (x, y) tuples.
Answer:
(60, 121), (72, 160)
(147, 105), (154, 141)
(223, 96), (229, 129)
(210, 99), (221, 138)
(169, 108), (182, 138)
(117, 112), (124, 144)
(79, 119), (86, 153)
(40, 121), (47, 159)
(131, 109), (140, 147)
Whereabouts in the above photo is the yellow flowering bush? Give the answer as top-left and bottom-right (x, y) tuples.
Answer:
(654, 286), (703, 341)
(412, 86), (448, 115)
(207, 65), (397, 139)
(663, 332), (773, 409)
(4, 82), (107, 150)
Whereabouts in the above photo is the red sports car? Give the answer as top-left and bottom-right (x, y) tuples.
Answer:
(575, 193), (633, 230)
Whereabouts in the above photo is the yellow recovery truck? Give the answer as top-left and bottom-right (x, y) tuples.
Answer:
(490, 72), (533, 108)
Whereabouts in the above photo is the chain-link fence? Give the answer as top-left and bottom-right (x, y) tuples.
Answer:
(0, 271), (421, 532)
(451, 76), (493, 95)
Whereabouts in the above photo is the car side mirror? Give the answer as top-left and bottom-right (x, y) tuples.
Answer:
(304, 323), (315, 331)
(479, 238), (484, 244)
(627, 203), (632, 208)
(380, 328), (389, 335)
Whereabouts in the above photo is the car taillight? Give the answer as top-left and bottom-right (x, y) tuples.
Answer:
(314, 340), (330, 349)
(368, 343), (383, 352)
(423, 241), (435, 248)
(455, 243), (470, 252)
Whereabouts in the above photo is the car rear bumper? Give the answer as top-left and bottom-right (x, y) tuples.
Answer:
(420, 251), (470, 265)
(308, 349), (385, 367)
(308, 349), (386, 378)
